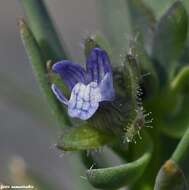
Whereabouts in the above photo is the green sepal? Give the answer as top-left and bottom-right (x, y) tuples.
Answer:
(152, 1), (188, 71)
(57, 125), (115, 151)
(18, 19), (71, 128)
(122, 49), (145, 142)
(86, 131), (153, 189)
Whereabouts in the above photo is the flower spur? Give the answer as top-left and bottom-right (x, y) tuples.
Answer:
(51, 47), (115, 120)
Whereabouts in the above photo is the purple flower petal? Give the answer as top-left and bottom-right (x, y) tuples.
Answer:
(99, 73), (115, 102)
(52, 60), (86, 90)
(51, 84), (68, 105)
(86, 48), (112, 83)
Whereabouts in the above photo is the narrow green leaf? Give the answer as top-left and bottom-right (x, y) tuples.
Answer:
(20, 0), (68, 61)
(152, 1), (188, 69)
(171, 66), (189, 94)
(126, 0), (156, 50)
(86, 132), (153, 189)
(57, 125), (115, 151)
(19, 19), (71, 127)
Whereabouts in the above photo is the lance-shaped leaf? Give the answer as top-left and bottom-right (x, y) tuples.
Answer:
(154, 127), (189, 189)
(152, 1), (188, 70)
(20, 0), (68, 61)
(57, 125), (115, 151)
(126, 0), (156, 51)
(86, 132), (153, 189)
(171, 66), (189, 94)
(19, 19), (71, 127)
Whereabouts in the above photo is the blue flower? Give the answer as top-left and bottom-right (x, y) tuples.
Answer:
(51, 48), (115, 120)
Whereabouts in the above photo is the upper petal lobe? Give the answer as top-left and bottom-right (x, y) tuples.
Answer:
(52, 60), (86, 90)
(86, 48), (112, 83)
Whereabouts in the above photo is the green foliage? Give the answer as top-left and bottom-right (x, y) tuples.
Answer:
(18, 0), (189, 189)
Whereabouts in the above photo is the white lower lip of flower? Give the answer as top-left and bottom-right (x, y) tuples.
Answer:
(67, 82), (102, 120)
